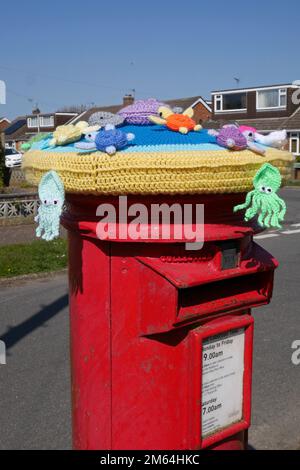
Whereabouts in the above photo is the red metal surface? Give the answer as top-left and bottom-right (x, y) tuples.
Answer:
(208, 431), (247, 450)
(62, 193), (277, 450)
(63, 193), (260, 243)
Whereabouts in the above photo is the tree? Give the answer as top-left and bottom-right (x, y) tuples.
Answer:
(0, 132), (5, 188)
(56, 104), (92, 113)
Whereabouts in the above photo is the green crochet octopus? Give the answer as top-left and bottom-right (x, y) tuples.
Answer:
(35, 170), (65, 241)
(233, 163), (286, 229)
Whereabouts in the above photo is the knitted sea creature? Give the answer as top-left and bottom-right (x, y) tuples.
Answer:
(233, 163), (286, 228)
(48, 121), (88, 147)
(149, 106), (202, 134)
(210, 125), (265, 155)
(118, 98), (167, 125)
(88, 111), (124, 129)
(255, 130), (287, 149)
(21, 133), (52, 152)
(35, 170), (65, 241)
(241, 128), (266, 156)
(75, 124), (135, 155)
(239, 126), (287, 149)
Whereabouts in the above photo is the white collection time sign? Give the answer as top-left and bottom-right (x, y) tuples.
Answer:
(201, 328), (245, 438)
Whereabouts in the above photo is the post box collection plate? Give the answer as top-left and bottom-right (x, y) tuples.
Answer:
(201, 327), (245, 438)
(189, 314), (253, 449)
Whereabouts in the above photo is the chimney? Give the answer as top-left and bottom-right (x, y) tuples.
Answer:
(123, 94), (134, 107)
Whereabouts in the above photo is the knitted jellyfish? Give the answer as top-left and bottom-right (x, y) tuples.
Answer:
(35, 170), (65, 241)
(233, 163), (286, 229)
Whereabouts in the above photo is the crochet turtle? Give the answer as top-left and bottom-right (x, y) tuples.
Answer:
(149, 106), (202, 134)
(75, 124), (135, 155)
(48, 121), (89, 147)
(209, 125), (265, 156)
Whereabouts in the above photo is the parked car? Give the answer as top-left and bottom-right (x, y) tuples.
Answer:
(5, 148), (23, 168)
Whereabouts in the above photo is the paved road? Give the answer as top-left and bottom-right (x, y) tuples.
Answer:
(0, 273), (71, 449)
(0, 188), (299, 449)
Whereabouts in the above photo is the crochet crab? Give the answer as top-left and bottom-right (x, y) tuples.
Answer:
(149, 106), (202, 134)
(75, 124), (135, 155)
(233, 163), (286, 229)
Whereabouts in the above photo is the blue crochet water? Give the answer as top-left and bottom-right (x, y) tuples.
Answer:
(32, 125), (220, 153)
(121, 125), (217, 146)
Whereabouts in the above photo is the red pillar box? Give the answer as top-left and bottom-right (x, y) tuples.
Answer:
(22, 115), (293, 451)
(62, 193), (276, 450)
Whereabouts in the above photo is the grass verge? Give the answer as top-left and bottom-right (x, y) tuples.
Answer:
(0, 238), (67, 278)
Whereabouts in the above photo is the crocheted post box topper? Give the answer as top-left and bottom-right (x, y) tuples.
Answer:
(149, 106), (202, 134)
(233, 163), (286, 229)
(35, 170), (65, 241)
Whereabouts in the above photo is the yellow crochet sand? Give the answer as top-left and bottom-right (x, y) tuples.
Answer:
(22, 148), (293, 195)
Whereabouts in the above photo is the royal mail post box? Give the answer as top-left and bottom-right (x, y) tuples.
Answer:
(62, 193), (278, 450)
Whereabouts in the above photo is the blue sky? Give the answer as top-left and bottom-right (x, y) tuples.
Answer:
(1, 0), (299, 119)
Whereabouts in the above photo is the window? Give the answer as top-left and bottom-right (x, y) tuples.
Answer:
(289, 133), (300, 155)
(27, 115), (55, 128)
(5, 148), (18, 155)
(39, 115), (54, 127)
(257, 88), (287, 110)
(215, 95), (222, 111)
(27, 116), (38, 127)
(214, 93), (247, 112)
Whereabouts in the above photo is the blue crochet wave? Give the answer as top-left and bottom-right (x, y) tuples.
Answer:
(31, 125), (220, 153)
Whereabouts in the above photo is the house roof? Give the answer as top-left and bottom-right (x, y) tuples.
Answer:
(69, 96), (211, 125)
(0, 117), (11, 124)
(211, 83), (300, 94)
(236, 106), (300, 132)
(25, 112), (77, 118)
(69, 104), (125, 125)
(4, 116), (27, 141)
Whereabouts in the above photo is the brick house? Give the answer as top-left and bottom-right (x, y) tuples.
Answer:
(4, 110), (77, 150)
(0, 117), (11, 132)
(69, 95), (212, 126)
(210, 83), (300, 156)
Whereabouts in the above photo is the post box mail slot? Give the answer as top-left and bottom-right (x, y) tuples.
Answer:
(178, 271), (272, 323)
(188, 314), (253, 449)
(135, 241), (276, 335)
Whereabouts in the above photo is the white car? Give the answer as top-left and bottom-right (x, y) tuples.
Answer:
(5, 148), (23, 168)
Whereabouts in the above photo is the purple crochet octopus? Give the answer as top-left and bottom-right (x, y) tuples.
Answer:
(118, 98), (168, 125)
